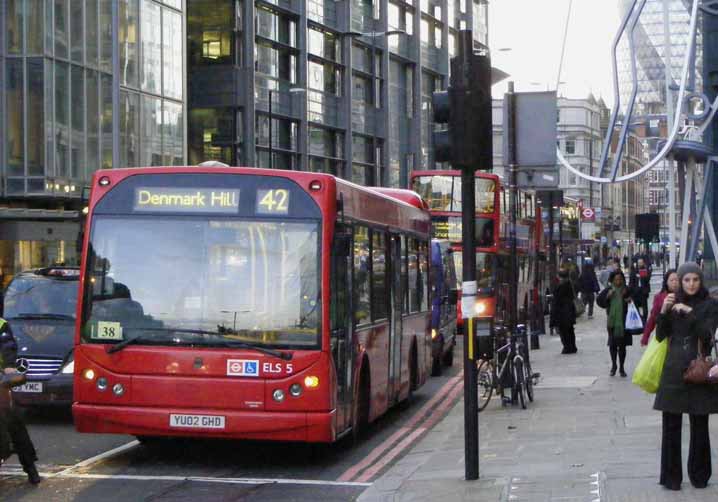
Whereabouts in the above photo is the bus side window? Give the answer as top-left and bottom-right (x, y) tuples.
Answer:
(419, 241), (429, 312)
(371, 231), (388, 321)
(408, 239), (420, 313)
(401, 235), (409, 313)
(353, 226), (371, 325)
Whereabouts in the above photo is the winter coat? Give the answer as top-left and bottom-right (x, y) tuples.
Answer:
(628, 267), (651, 303)
(596, 286), (636, 347)
(653, 297), (718, 415)
(550, 281), (576, 329)
(578, 269), (600, 296)
(641, 290), (668, 345)
(0, 319), (17, 370)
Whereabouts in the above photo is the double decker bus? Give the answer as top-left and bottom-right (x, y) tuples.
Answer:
(72, 166), (432, 443)
(410, 170), (546, 335)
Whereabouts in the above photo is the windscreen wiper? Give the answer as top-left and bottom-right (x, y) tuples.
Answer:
(106, 335), (156, 354)
(10, 313), (75, 321)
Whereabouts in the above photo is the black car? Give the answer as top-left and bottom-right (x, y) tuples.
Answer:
(1, 267), (79, 406)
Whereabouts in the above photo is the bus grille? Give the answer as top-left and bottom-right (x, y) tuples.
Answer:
(17, 357), (64, 378)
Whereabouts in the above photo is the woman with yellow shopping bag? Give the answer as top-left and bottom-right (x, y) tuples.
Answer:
(653, 262), (718, 491)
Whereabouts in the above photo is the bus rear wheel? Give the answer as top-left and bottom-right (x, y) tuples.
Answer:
(353, 367), (370, 442)
(443, 345), (454, 367)
(431, 337), (443, 376)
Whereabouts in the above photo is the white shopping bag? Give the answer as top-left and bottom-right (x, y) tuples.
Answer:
(625, 302), (644, 331)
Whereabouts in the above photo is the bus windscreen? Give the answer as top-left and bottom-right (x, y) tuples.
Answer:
(411, 175), (495, 213)
(82, 216), (320, 350)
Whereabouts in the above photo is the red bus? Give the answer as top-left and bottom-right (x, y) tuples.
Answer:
(410, 170), (546, 335)
(72, 166), (433, 443)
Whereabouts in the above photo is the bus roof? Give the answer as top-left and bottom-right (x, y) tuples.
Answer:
(409, 169), (499, 182)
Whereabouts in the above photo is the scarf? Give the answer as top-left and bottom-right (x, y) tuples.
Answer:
(608, 286), (625, 339)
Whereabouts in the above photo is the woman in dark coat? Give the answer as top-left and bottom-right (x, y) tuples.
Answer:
(596, 269), (635, 377)
(578, 262), (600, 318)
(654, 262), (718, 491)
(550, 269), (577, 354)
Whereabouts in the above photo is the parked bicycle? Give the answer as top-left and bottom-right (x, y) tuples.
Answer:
(476, 324), (539, 411)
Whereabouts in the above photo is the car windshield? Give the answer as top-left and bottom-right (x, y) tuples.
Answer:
(3, 276), (78, 319)
(82, 216), (321, 349)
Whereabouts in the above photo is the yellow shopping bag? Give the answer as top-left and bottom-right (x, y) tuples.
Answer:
(632, 336), (668, 394)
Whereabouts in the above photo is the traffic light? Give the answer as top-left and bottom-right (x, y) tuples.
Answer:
(432, 50), (493, 170)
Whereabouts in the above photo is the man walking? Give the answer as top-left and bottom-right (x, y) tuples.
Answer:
(629, 258), (651, 323)
(0, 318), (41, 484)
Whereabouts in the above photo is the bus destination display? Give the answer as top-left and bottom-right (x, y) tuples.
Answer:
(134, 188), (240, 213)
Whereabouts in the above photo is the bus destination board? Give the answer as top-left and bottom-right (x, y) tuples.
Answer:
(134, 188), (240, 213)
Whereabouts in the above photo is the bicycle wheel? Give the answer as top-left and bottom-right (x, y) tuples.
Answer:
(476, 358), (494, 412)
(524, 358), (534, 403)
(513, 358), (527, 409)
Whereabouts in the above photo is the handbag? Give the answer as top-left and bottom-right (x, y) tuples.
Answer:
(633, 336), (668, 393)
(574, 296), (585, 317)
(683, 339), (718, 385)
(625, 302), (644, 332)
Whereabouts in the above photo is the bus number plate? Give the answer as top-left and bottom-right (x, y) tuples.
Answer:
(169, 414), (226, 429)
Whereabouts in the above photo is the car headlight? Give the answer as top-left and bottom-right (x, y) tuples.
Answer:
(61, 360), (75, 374)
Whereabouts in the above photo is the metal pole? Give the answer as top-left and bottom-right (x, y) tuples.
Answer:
(663, 0), (676, 268)
(506, 82), (518, 332)
(269, 89), (273, 169)
(457, 30), (478, 482)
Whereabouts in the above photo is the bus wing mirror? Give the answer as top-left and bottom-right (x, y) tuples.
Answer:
(448, 289), (459, 305)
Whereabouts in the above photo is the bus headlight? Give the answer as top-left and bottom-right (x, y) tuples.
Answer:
(61, 360), (75, 374)
(96, 377), (108, 391)
(431, 329), (438, 340)
(112, 383), (125, 396)
(304, 376), (320, 388)
(83, 369), (96, 381)
(289, 383), (303, 397)
(475, 300), (488, 316)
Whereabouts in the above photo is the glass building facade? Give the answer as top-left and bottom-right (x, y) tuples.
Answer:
(187, 0), (489, 188)
(616, 0), (699, 242)
(0, 0), (186, 284)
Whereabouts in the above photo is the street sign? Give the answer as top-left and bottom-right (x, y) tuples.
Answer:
(517, 170), (559, 189)
(581, 207), (595, 222)
(504, 91), (558, 166)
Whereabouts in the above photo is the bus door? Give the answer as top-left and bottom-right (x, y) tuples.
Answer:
(388, 234), (404, 404)
(330, 225), (353, 431)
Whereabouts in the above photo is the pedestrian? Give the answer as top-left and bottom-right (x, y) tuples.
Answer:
(596, 269), (635, 377)
(549, 269), (577, 354)
(640, 269), (678, 346)
(653, 262), (718, 491)
(578, 261), (600, 318)
(0, 318), (41, 484)
(629, 258), (651, 324)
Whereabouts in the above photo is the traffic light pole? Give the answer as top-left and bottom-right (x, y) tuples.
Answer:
(456, 31), (479, 482)
(461, 166), (479, 481)
(506, 82), (518, 333)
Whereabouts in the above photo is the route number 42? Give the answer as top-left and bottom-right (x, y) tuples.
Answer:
(257, 189), (289, 214)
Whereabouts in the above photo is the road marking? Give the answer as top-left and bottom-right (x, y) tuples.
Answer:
(354, 380), (464, 483)
(52, 440), (140, 477)
(0, 470), (371, 487)
(337, 372), (463, 482)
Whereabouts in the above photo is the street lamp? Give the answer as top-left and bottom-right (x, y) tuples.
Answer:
(268, 87), (306, 170)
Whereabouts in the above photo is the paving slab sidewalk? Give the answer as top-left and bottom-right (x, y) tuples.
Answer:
(360, 272), (718, 501)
